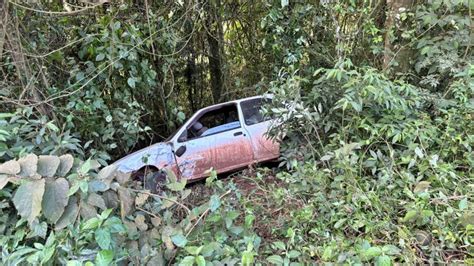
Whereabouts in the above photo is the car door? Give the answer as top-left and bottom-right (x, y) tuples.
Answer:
(173, 103), (254, 180)
(240, 98), (280, 162)
(211, 124), (254, 174)
(175, 134), (214, 180)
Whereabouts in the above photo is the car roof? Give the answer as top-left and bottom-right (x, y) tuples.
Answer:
(203, 94), (273, 110)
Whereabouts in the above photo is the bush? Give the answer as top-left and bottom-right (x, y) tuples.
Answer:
(0, 154), (258, 265)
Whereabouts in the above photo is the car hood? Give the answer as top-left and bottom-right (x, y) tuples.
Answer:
(112, 142), (174, 173)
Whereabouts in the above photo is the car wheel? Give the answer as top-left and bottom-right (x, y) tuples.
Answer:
(144, 169), (167, 193)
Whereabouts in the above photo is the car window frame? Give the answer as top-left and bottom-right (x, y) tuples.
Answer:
(240, 97), (272, 126)
(177, 102), (242, 143)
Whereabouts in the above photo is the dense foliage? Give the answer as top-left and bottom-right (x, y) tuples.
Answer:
(0, 0), (473, 265)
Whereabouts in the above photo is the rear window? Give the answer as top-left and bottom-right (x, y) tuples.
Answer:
(240, 98), (272, 126)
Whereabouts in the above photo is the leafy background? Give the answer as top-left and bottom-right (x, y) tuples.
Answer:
(0, 0), (473, 265)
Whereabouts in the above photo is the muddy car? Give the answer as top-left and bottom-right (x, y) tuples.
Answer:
(112, 95), (280, 185)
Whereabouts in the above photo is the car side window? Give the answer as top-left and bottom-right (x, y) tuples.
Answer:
(241, 98), (272, 126)
(178, 104), (241, 142)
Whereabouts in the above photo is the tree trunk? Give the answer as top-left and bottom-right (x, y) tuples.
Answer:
(203, 0), (225, 104)
(383, 0), (415, 72)
(0, 0), (8, 60)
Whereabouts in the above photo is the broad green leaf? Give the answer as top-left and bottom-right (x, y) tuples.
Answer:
(459, 198), (468, 210)
(96, 53), (105, 61)
(402, 210), (418, 222)
(18, 154), (38, 178)
(66, 260), (82, 266)
(209, 195), (221, 212)
(382, 245), (401, 255)
(95, 228), (112, 250)
(95, 250), (113, 266)
(28, 220), (47, 239)
(364, 247), (383, 259)
(241, 250), (254, 266)
(55, 196), (79, 229)
(79, 159), (91, 175)
(82, 217), (101, 230)
(57, 154), (74, 177)
(166, 179), (186, 191)
(414, 181), (430, 193)
(0, 174), (10, 189)
(37, 155), (60, 178)
(171, 233), (188, 247)
(185, 246), (203, 256)
(273, 241), (286, 250)
(266, 255), (284, 264)
(45, 121), (59, 132)
(42, 178), (69, 224)
(103, 217), (126, 233)
(287, 250), (301, 258)
(13, 179), (45, 223)
(127, 77), (136, 88)
(376, 255), (392, 266)
(97, 164), (117, 180)
(0, 160), (20, 175)
(87, 193), (107, 210)
(195, 255), (205, 266)
(178, 256), (195, 266)
(414, 147), (424, 158)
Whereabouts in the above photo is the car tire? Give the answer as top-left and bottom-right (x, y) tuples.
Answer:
(144, 169), (167, 193)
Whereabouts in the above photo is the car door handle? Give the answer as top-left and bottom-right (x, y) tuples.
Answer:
(234, 131), (244, 136)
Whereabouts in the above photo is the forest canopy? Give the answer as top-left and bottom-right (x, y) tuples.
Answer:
(0, 0), (473, 265)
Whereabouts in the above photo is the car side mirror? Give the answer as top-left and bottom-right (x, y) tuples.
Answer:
(175, 145), (186, 157)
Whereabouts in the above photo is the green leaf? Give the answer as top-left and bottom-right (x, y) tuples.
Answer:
(42, 178), (69, 224)
(241, 250), (255, 266)
(364, 247), (383, 259)
(57, 154), (74, 177)
(185, 246), (203, 256)
(55, 196), (79, 229)
(79, 180), (89, 194)
(414, 147), (424, 158)
(376, 255), (392, 266)
(66, 260), (82, 266)
(79, 159), (91, 175)
(0, 174), (10, 189)
(459, 198), (468, 210)
(95, 228), (112, 250)
(18, 154), (38, 178)
(28, 220), (47, 239)
(82, 217), (101, 231)
(37, 155), (60, 178)
(96, 53), (106, 61)
(382, 245), (401, 255)
(273, 241), (286, 250)
(209, 195), (221, 212)
(287, 250), (301, 258)
(195, 255), (205, 266)
(127, 77), (136, 88)
(98, 164), (117, 180)
(178, 256), (195, 266)
(414, 181), (431, 193)
(0, 160), (20, 175)
(95, 250), (113, 266)
(171, 233), (188, 247)
(46, 121), (59, 132)
(13, 179), (45, 223)
(402, 210), (418, 222)
(166, 179), (186, 191)
(267, 255), (284, 264)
